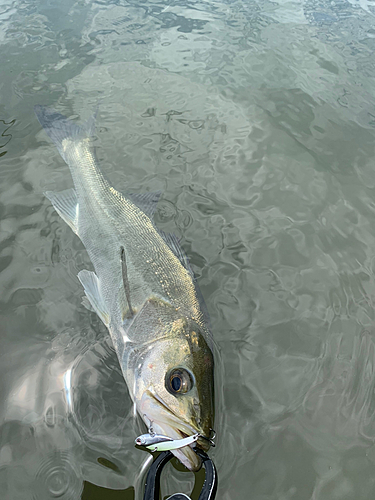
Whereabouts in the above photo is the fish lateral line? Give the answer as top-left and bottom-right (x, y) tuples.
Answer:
(120, 245), (134, 317)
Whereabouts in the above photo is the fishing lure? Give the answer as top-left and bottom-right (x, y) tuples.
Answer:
(135, 433), (173, 447)
(135, 433), (200, 452)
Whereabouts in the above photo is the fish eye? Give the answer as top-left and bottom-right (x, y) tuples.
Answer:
(166, 368), (194, 395)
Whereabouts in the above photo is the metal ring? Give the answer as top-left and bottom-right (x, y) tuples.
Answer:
(142, 449), (218, 500)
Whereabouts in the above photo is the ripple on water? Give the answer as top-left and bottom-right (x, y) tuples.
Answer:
(33, 452), (83, 500)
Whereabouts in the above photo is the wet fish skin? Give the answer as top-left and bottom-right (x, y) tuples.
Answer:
(34, 105), (214, 471)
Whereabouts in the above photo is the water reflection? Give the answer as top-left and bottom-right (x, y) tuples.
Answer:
(0, 332), (147, 498)
(0, 119), (15, 158)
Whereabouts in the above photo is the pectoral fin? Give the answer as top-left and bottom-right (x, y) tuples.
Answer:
(45, 188), (79, 234)
(78, 270), (109, 326)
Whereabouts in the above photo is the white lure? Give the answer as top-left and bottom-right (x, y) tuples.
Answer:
(137, 433), (200, 452)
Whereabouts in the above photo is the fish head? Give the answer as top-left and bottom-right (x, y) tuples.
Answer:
(132, 314), (214, 471)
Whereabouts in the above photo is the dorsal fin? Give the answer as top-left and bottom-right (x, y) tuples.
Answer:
(158, 229), (213, 342)
(158, 229), (193, 276)
(128, 192), (162, 218)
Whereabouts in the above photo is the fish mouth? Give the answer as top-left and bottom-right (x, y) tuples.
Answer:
(140, 390), (209, 471)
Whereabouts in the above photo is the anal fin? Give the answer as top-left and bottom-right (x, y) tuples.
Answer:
(78, 270), (109, 327)
(45, 188), (79, 234)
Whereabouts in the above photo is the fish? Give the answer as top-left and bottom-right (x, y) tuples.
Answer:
(34, 105), (215, 471)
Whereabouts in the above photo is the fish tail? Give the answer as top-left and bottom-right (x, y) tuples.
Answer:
(34, 105), (96, 163)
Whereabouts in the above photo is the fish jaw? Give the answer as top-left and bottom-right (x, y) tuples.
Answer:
(140, 390), (203, 471)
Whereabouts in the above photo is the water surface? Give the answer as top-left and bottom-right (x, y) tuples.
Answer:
(1, 0), (375, 498)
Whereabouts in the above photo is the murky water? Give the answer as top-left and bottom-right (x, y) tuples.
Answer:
(2, 0), (375, 498)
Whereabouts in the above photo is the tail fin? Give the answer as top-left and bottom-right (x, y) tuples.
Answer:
(34, 105), (96, 163)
